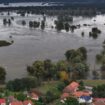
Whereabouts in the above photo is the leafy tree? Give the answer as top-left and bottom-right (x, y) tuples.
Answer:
(6, 77), (40, 92)
(78, 81), (85, 90)
(59, 71), (69, 81)
(65, 48), (89, 79)
(64, 97), (79, 105)
(57, 82), (66, 91)
(45, 91), (56, 103)
(15, 93), (27, 101)
(92, 70), (99, 79)
(27, 60), (57, 81)
(27, 60), (44, 80)
(0, 67), (6, 84)
(65, 49), (83, 62)
(78, 47), (87, 60)
(44, 59), (56, 81)
(7, 79), (24, 91)
(56, 60), (68, 71)
(74, 63), (89, 79)
(65, 49), (76, 61)
(21, 77), (40, 90)
(93, 84), (105, 98)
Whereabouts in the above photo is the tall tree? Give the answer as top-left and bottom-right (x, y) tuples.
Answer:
(0, 67), (6, 84)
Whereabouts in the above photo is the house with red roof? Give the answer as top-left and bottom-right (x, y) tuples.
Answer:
(23, 100), (33, 105)
(27, 89), (42, 101)
(63, 82), (79, 93)
(9, 101), (23, 105)
(27, 92), (39, 101)
(0, 99), (6, 105)
(61, 81), (93, 104)
(94, 98), (105, 101)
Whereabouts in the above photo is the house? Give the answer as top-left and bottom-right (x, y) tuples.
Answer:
(61, 81), (93, 104)
(27, 89), (42, 101)
(9, 101), (23, 105)
(94, 98), (105, 101)
(23, 100), (33, 105)
(63, 82), (79, 93)
(92, 98), (105, 105)
(78, 96), (92, 104)
(27, 93), (39, 101)
(0, 99), (6, 105)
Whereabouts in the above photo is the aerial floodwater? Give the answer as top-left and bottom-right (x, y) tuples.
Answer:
(0, 11), (105, 81)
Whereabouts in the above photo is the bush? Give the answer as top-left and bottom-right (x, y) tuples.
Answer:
(15, 93), (27, 101)
(6, 77), (40, 92)
(57, 82), (65, 91)
(45, 91), (57, 103)
(0, 67), (6, 84)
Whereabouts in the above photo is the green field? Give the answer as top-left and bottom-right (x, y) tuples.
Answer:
(83, 80), (105, 86)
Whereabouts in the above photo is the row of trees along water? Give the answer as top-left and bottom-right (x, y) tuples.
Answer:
(4, 47), (89, 91)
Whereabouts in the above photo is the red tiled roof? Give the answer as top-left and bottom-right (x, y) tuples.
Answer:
(0, 99), (6, 103)
(23, 100), (33, 105)
(70, 82), (79, 89)
(63, 82), (79, 93)
(93, 100), (105, 105)
(31, 93), (39, 99)
(61, 93), (69, 99)
(10, 101), (23, 105)
(94, 98), (105, 101)
(73, 91), (90, 97)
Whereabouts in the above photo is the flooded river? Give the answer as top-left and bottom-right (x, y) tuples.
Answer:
(0, 12), (104, 80)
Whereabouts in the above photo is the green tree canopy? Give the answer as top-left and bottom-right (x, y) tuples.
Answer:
(0, 67), (6, 84)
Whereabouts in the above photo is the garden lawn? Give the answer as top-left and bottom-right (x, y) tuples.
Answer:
(37, 81), (61, 94)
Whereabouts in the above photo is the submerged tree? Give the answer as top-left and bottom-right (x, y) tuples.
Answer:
(41, 20), (45, 30)
(64, 23), (70, 32)
(22, 20), (26, 26)
(3, 18), (7, 26)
